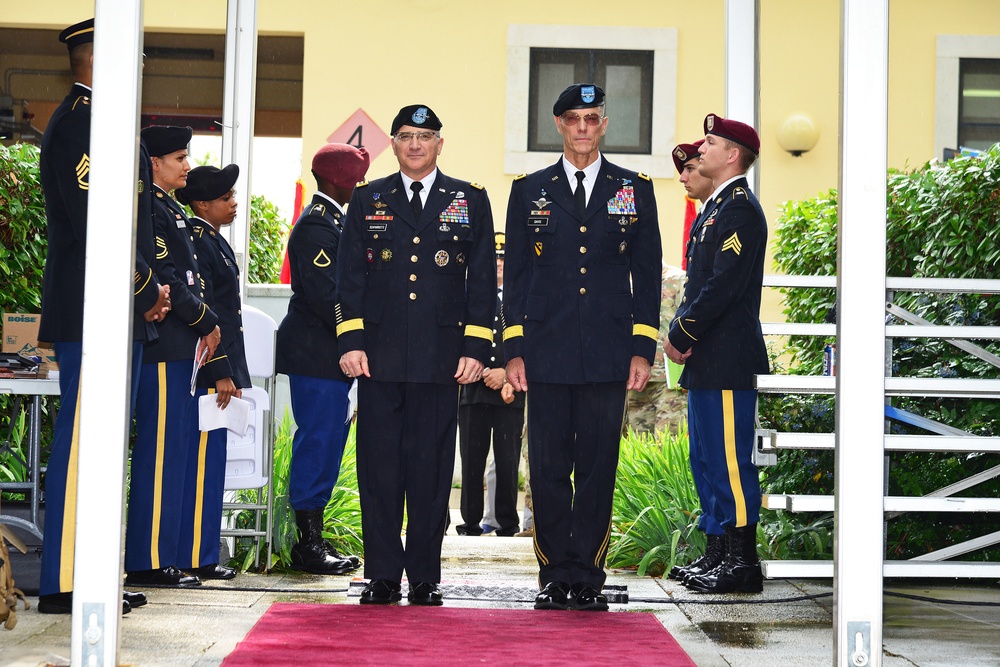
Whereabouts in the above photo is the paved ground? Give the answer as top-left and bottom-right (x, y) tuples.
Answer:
(3, 511), (1000, 665)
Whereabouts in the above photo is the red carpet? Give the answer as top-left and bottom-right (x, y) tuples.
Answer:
(223, 603), (696, 666)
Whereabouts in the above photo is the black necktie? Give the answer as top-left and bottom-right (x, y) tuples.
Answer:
(574, 170), (586, 216)
(410, 181), (423, 219)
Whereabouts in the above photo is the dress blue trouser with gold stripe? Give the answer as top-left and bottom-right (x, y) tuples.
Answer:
(287, 374), (351, 511)
(177, 388), (227, 569)
(125, 359), (196, 572)
(40, 341), (142, 596)
(687, 388), (761, 529)
(527, 381), (625, 590)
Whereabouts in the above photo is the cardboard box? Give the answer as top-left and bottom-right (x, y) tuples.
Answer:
(1, 313), (58, 376)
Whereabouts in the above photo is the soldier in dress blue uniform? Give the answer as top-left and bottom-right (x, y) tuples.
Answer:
(125, 125), (222, 588)
(276, 143), (370, 575)
(36, 18), (170, 616)
(503, 84), (662, 612)
(664, 114), (770, 594)
(174, 164), (250, 580)
(456, 232), (525, 537)
(337, 105), (496, 605)
(663, 139), (729, 585)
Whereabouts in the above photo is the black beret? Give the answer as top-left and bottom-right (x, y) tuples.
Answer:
(176, 164), (239, 206)
(495, 232), (506, 257)
(552, 83), (605, 116)
(672, 140), (704, 174)
(390, 105), (442, 135)
(704, 113), (760, 155)
(141, 125), (193, 158)
(59, 19), (94, 51)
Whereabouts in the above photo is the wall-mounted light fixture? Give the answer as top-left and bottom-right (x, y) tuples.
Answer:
(776, 113), (820, 157)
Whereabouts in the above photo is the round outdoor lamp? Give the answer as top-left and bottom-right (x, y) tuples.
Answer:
(776, 113), (820, 157)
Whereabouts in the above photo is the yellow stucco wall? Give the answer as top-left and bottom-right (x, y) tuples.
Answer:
(3, 0), (999, 291)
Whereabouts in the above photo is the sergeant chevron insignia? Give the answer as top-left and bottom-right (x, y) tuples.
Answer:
(721, 232), (742, 255)
(76, 154), (90, 190)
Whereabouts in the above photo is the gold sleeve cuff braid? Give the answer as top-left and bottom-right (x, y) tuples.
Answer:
(677, 319), (697, 341)
(502, 325), (523, 341)
(464, 324), (493, 341)
(633, 323), (659, 341)
(336, 318), (364, 337)
(134, 268), (153, 296)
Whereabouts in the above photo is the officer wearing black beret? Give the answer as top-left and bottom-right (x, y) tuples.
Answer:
(36, 17), (169, 616)
(276, 143), (370, 575)
(124, 125), (222, 588)
(456, 232), (525, 538)
(665, 113), (769, 594)
(174, 164), (249, 581)
(503, 83), (662, 611)
(337, 104), (496, 605)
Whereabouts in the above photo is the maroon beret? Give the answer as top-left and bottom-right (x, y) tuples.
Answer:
(704, 113), (760, 155)
(672, 139), (705, 174)
(311, 143), (370, 189)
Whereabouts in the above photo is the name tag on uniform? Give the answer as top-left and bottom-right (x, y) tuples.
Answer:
(366, 222), (388, 231)
(528, 217), (549, 227)
(176, 219), (187, 229)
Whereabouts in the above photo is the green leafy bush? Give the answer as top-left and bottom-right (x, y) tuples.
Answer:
(767, 144), (1000, 560)
(247, 194), (287, 284)
(0, 143), (47, 314)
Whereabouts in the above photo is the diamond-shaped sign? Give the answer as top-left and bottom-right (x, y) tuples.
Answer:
(327, 108), (391, 162)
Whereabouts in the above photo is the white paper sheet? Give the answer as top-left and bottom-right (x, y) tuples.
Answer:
(198, 394), (251, 434)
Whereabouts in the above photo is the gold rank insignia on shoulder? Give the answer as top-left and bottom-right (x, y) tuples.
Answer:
(470, 182), (484, 190)
(311, 203), (326, 215)
(514, 173), (527, 181)
(356, 180), (369, 188)
(76, 154), (90, 190)
(637, 172), (651, 181)
(313, 249), (332, 267)
(733, 187), (749, 199)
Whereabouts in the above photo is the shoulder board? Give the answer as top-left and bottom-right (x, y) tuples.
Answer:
(310, 203), (327, 216)
(732, 187), (749, 199)
(470, 182), (484, 190)
(356, 180), (369, 188)
(514, 173), (527, 181)
(637, 172), (651, 181)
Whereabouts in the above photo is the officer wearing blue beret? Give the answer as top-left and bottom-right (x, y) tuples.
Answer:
(337, 104), (496, 606)
(174, 164), (250, 581)
(503, 83), (662, 611)
(665, 113), (770, 594)
(124, 125), (222, 588)
(36, 17), (169, 616)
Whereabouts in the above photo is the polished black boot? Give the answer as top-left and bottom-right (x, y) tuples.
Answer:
(290, 509), (359, 575)
(668, 533), (725, 582)
(686, 524), (763, 594)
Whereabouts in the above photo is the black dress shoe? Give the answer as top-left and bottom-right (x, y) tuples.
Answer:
(188, 564), (237, 580)
(407, 582), (444, 606)
(39, 592), (131, 615)
(455, 524), (482, 536)
(570, 583), (609, 611)
(125, 566), (201, 588)
(123, 591), (147, 608)
(534, 581), (570, 610)
(359, 579), (402, 605)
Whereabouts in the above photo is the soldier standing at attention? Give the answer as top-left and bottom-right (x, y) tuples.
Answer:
(664, 114), (769, 594)
(337, 105), (496, 606)
(175, 164), (249, 581)
(503, 83), (662, 611)
(276, 143), (370, 575)
(36, 17), (169, 616)
(125, 125), (221, 588)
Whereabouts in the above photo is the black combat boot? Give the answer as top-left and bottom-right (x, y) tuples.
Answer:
(668, 533), (725, 582)
(685, 524), (763, 594)
(289, 509), (359, 575)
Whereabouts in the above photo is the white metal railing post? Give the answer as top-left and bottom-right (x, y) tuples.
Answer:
(221, 0), (258, 294)
(725, 0), (760, 193)
(835, 0), (889, 665)
(71, 3), (144, 665)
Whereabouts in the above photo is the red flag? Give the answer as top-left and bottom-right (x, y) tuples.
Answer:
(279, 179), (306, 284)
(681, 195), (697, 271)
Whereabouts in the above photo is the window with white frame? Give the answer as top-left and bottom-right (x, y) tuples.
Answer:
(935, 35), (1000, 158)
(958, 58), (1000, 151)
(505, 24), (677, 178)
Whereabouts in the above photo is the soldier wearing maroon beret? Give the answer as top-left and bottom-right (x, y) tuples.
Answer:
(665, 113), (769, 594)
(276, 143), (370, 575)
